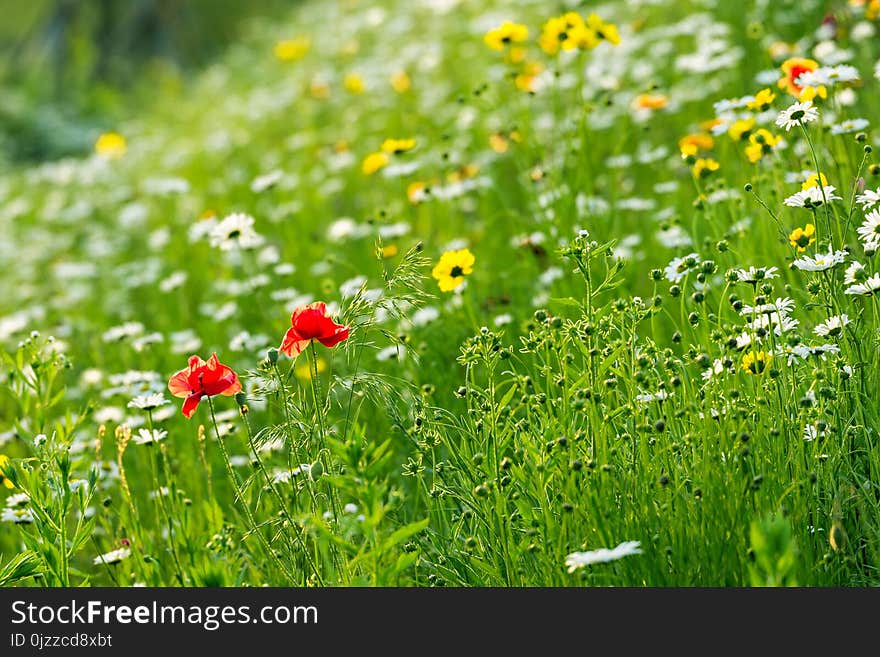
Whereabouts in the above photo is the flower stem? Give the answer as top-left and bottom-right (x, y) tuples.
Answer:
(207, 396), (296, 584)
(241, 410), (323, 585)
(309, 342), (340, 523)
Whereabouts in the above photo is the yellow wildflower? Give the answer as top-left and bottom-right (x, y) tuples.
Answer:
(634, 94), (668, 110)
(788, 224), (816, 252)
(274, 37), (310, 62)
(94, 132), (126, 159)
(744, 129), (781, 163)
(391, 70), (411, 93)
(432, 249), (475, 292)
(381, 138), (416, 154)
(295, 357), (327, 381)
(0, 454), (14, 489)
(484, 21), (529, 51)
(742, 351), (772, 374)
(692, 158), (720, 178)
(362, 152), (389, 175)
(746, 88), (776, 111)
(344, 73), (365, 94)
(586, 12), (620, 45)
(679, 133), (714, 159)
(802, 172), (828, 190)
(728, 117), (755, 141)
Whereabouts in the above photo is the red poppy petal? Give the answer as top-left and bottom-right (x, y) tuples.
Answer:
(317, 326), (350, 348)
(181, 392), (203, 418)
(280, 337), (310, 357)
(280, 327), (308, 357)
(168, 370), (192, 398)
(219, 376), (242, 396)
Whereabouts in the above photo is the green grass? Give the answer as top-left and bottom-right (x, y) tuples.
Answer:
(0, 0), (879, 587)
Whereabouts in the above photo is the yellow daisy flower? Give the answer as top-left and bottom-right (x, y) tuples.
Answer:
(742, 351), (772, 374)
(788, 224), (816, 251)
(94, 132), (126, 159)
(484, 21), (529, 51)
(432, 248), (475, 292)
(0, 454), (14, 489)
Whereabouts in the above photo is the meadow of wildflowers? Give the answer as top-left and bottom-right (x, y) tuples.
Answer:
(2, 0), (880, 588)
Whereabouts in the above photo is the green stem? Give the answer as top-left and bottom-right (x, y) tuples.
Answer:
(309, 342), (340, 523)
(207, 396), (296, 584)
(241, 410), (323, 585)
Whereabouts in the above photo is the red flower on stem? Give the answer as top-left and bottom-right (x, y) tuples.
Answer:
(279, 302), (350, 358)
(168, 353), (242, 418)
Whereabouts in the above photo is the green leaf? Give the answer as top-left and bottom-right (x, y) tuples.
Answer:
(383, 517), (429, 550)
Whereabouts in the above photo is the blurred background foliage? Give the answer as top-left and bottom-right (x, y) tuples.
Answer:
(0, 0), (295, 164)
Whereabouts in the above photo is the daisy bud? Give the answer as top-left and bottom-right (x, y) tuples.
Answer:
(743, 183), (753, 192)
(234, 392), (247, 406)
(267, 347), (279, 365)
(855, 132), (867, 143)
(869, 164), (880, 176)
(864, 145), (873, 154)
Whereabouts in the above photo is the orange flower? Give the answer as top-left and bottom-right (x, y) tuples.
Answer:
(634, 93), (668, 110)
(777, 57), (819, 97)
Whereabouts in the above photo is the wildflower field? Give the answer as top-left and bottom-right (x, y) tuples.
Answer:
(2, 0), (880, 588)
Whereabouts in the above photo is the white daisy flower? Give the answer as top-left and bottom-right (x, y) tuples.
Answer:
(792, 249), (847, 272)
(93, 547), (132, 566)
(127, 393), (168, 411)
(747, 312), (800, 336)
(565, 541), (642, 572)
(209, 213), (264, 251)
(783, 185), (841, 208)
(664, 253), (700, 283)
(814, 314), (850, 337)
(250, 170), (283, 193)
(830, 118), (869, 135)
(775, 101), (819, 131)
(845, 272), (880, 296)
(5, 493), (30, 508)
(733, 266), (779, 284)
(844, 261), (867, 285)
(102, 321), (144, 343)
(855, 188), (880, 210)
(1, 507), (34, 524)
(803, 424), (825, 442)
(741, 297), (795, 316)
(635, 390), (670, 403)
(856, 209), (880, 248)
(134, 428), (168, 445)
(734, 331), (753, 349)
(701, 358), (728, 382)
(797, 64), (860, 88)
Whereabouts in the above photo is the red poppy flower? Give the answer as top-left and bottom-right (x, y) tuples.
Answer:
(168, 353), (242, 418)
(279, 302), (350, 358)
